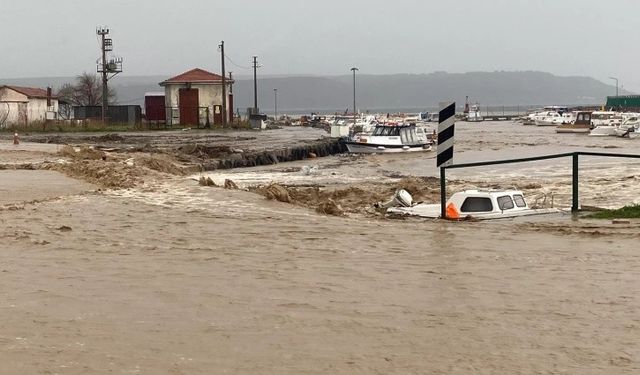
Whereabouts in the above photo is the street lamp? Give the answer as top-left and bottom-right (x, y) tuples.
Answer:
(350, 67), (359, 116)
(609, 76), (619, 97)
(273, 88), (278, 122)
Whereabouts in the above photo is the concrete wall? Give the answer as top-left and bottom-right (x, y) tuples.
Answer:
(163, 83), (231, 125)
(27, 98), (59, 123)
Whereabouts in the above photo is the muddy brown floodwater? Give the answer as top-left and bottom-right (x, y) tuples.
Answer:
(1, 123), (639, 374)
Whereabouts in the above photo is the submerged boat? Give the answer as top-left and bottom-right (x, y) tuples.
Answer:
(387, 189), (559, 220)
(345, 124), (432, 153)
(616, 115), (640, 137)
(556, 111), (591, 133)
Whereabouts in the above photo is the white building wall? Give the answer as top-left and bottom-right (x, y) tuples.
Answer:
(27, 98), (58, 123)
(163, 83), (230, 125)
(0, 103), (23, 128)
(0, 88), (28, 127)
(0, 88), (58, 127)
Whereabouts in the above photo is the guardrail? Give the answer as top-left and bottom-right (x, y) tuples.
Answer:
(439, 151), (640, 218)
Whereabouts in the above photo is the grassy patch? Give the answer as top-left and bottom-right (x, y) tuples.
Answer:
(586, 205), (640, 219)
(1, 119), (253, 133)
(0, 122), (136, 133)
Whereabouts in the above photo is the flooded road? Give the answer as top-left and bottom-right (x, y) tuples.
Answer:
(208, 121), (640, 208)
(1, 122), (639, 374)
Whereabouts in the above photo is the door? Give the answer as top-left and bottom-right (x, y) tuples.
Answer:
(179, 88), (199, 125)
(213, 105), (223, 125)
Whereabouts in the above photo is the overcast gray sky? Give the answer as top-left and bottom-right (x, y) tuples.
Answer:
(1, 0), (637, 91)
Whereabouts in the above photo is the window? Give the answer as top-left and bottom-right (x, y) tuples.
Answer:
(497, 196), (514, 210)
(460, 197), (493, 212)
(513, 194), (526, 208)
(577, 114), (584, 121)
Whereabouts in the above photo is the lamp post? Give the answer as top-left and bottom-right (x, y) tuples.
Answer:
(609, 76), (619, 97)
(350, 67), (359, 115)
(273, 88), (278, 122)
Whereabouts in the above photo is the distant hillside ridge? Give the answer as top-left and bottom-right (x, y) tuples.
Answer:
(0, 71), (628, 113)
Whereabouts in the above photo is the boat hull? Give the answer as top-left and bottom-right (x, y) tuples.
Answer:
(589, 126), (618, 136)
(388, 203), (559, 220)
(345, 142), (432, 154)
(556, 125), (590, 134)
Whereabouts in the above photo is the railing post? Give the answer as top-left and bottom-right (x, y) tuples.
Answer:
(440, 167), (447, 219)
(572, 153), (579, 212)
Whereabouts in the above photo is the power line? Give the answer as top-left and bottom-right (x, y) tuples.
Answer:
(224, 54), (253, 70)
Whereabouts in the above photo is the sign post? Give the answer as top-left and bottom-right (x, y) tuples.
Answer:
(437, 102), (456, 219)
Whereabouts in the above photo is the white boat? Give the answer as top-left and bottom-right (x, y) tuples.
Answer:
(345, 124), (432, 153)
(556, 111), (591, 133)
(388, 189), (559, 220)
(466, 104), (484, 122)
(614, 115), (640, 137)
(590, 111), (622, 127)
(523, 106), (569, 125)
(589, 125), (619, 137)
(534, 111), (565, 126)
(354, 115), (379, 134)
(589, 112), (636, 137)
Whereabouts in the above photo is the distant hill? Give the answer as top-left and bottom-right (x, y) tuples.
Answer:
(0, 71), (628, 113)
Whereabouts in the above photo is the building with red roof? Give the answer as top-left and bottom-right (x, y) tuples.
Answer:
(158, 68), (233, 126)
(0, 85), (58, 127)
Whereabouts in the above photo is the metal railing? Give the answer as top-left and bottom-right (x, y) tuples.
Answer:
(145, 106), (212, 129)
(439, 151), (640, 218)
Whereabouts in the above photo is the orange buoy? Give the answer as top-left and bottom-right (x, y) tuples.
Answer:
(445, 202), (460, 220)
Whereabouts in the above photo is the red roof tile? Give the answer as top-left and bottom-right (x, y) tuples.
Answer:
(2, 85), (57, 99)
(160, 68), (233, 85)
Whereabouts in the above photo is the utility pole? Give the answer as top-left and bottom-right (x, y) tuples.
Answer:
(98, 28), (109, 124)
(252, 56), (259, 113)
(219, 40), (227, 127)
(350, 67), (358, 125)
(96, 27), (122, 124)
(273, 88), (278, 121)
(350, 67), (359, 115)
(609, 76), (619, 97)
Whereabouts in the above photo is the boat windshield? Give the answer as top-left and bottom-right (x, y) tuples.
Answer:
(513, 194), (527, 208)
(373, 126), (401, 136)
(497, 196), (515, 210)
(460, 197), (493, 212)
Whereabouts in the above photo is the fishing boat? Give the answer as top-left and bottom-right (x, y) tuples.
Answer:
(345, 123), (432, 153)
(387, 189), (559, 220)
(522, 106), (569, 125)
(466, 104), (484, 122)
(556, 111), (591, 133)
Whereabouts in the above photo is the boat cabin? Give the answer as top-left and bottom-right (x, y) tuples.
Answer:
(447, 190), (530, 215)
(543, 105), (569, 115)
(366, 124), (426, 145)
(574, 111), (592, 126)
(591, 111), (622, 127)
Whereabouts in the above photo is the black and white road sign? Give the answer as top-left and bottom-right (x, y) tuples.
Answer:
(437, 102), (455, 167)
